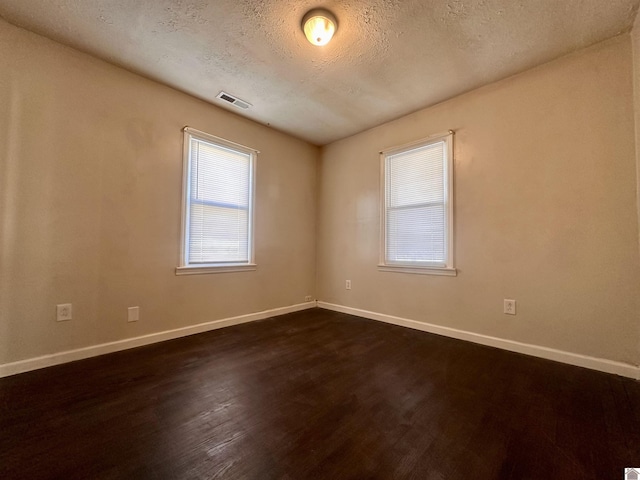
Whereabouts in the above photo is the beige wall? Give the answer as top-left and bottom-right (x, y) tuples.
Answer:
(634, 14), (640, 268)
(633, 15), (640, 367)
(317, 34), (640, 366)
(2, 17), (640, 370)
(0, 19), (319, 365)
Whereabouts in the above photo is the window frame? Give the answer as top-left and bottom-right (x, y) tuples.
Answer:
(176, 127), (257, 276)
(378, 131), (456, 276)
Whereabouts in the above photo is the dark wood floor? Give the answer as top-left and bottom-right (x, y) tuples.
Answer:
(1, 308), (639, 479)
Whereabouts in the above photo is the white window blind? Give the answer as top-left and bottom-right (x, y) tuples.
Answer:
(382, 133), (453, 271)
(181, 129), (255, 268)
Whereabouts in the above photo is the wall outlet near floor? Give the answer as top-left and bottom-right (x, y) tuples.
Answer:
(305, 296), (313, 302)
(128, 306), (140, 322)
(56, 304), (72, 322)
(504, 299), (516, 315)
(345, 280), (352, 290)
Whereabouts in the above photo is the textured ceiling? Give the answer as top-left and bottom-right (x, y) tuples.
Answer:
(0, 0), (638, 145)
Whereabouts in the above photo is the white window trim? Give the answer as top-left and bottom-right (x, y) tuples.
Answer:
(175, 264), (257, 276)
(378, 130), (456, 276)
(176, 127), (258, 275)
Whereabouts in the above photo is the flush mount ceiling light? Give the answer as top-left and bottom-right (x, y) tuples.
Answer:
(302, 9), (337, 46)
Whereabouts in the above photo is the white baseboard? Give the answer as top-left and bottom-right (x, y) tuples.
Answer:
(0, 301), (317, 378)
(317, 301), (640, 380)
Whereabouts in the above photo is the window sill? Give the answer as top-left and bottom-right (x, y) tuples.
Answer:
(175, 264), (257, 276)
(377, 264), (457, 276)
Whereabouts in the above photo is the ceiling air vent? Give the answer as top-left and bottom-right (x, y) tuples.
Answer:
(216, 91), (252, 110)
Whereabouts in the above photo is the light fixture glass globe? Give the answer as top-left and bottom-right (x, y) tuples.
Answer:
(302, 9), (337, 46)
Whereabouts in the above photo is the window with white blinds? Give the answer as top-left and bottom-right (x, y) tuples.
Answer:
(179, 128), (256, 272)
(380, 132), (455, 274)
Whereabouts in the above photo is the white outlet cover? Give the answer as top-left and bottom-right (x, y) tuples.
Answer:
(128, 306), (140, 322)
(504, 299), (516, 315)
(56, 303), (72, 321)
(346, 280), (351, 290)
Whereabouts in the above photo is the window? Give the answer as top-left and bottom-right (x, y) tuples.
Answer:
(379, 131), (455, 276)
(176, 127), (256, 275)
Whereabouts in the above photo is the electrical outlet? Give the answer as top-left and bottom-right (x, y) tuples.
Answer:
(305, 295), (313, 302)
(128, 306), (140, 322)
(504, 299), (516, 315)
(346, 280), (351, 290)
(56, 304), (72, 322)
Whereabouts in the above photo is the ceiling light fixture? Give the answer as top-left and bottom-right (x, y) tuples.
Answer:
(302, 9), (337, 46)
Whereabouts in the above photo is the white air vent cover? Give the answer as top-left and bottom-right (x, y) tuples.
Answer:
(216, 91), (252, 110)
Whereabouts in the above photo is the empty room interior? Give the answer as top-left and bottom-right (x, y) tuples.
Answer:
(2, 0), (640, 478)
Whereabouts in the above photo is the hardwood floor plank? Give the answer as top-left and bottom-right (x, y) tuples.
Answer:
(1, 308), (639, 479)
